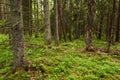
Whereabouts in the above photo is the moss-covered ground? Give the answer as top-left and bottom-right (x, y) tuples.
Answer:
(0, 34), (120, 80)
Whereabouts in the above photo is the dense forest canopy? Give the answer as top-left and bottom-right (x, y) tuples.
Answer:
(0, 0), (120, 79)
(0, 0), (120, 42)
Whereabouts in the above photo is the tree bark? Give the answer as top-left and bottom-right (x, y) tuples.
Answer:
(44, 0), (51, 44)
(22, 0), (32, 36)
(1, 0), (5, 19)
(107, 0), (116, 51)
(34, 0), (39, 38)
(58, 0), (63, 40)
(0, 0), (1, 19)
(115, 0), (120, 42)
(10, 0), (26, 69)
(54, 0), (59, 45)
(85, 0), (95, 51)
(98, 16), (103, 39)
(29, 0), (33, 36)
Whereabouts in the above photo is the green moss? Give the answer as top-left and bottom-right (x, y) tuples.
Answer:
(0, 34), (120, 79)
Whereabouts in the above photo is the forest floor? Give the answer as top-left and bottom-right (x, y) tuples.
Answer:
(0, 34), (120, 80)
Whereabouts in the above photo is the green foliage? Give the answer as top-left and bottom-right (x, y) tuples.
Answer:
(0, 19), (6, 27)
(0, 34), (8, 43)
(0, 34), (120, 80)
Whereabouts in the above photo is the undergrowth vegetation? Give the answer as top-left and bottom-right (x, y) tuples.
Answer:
(0, 34), (120, 80)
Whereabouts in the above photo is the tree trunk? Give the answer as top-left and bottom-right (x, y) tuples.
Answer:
(85, 0), (95, 51)
(34, 0), (39, 38)
(0, 0), (1, 19)
(58, 0), (62, 40)
(115, 0), (120, 42)
(98, 16), (103, 39)
(29, 0), (33, 37)
(10, 0), (26, 69)
(68, 1), (73, 41)
(22, 0), (32, 36)
(107, 0), (116, 51)
(22, 0), (29, 34)
(44, 0), (51, 44)
(54, 0), (59, 45)
(0, 0), (2, 20)
(1, 0), (5, 19)
(58, 0), (67, 42)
